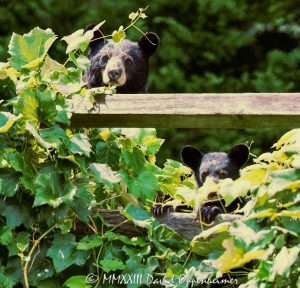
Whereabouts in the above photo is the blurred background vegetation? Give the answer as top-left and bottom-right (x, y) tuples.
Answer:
(1, 0), (300, 165)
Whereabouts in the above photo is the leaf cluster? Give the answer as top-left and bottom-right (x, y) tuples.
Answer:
(0, 10), (299, 288)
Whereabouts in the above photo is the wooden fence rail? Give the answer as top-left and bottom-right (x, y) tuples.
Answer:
(71, 93), (300, 128)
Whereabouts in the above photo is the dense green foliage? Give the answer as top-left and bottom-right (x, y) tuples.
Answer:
(1, 0), (299, 162)
(0, 12), (299, 287)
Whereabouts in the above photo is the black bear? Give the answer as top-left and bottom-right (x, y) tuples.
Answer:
(83, 24), (159, 93)
(152, 144), (250, 223)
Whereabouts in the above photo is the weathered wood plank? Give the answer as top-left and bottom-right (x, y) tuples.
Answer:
(95, 209), (242, 240)
(71, 93), (300, 128)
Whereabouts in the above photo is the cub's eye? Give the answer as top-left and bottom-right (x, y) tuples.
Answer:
(125, 57), (134, 67)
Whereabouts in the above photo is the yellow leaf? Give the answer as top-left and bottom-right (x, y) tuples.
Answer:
(0, 112), (22, 133)
(213, 238), (267, 273)
(240, 164), (267, 185)
(291, 156), (300, 169)
(193, 221), (230, 241)
(100, 129), (110, 142)
(129, 11), (139, 21)
(274, 129), (300, 150)
(5, 67), (21, 84)
(274, 210), (300, 220)
(0, 62), (9, 79)
(249, 209), (276, 219)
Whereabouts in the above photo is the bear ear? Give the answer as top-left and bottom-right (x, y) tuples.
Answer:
(84, 23), (106, 56)
(228, 144), (249, 167)
(181, 145), (203, 171)
(138, 32), (160, 57)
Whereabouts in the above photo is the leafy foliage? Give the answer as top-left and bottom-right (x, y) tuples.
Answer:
(0, 10), (299, 288)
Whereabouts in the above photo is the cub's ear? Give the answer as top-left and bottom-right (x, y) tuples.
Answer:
(181, 145), (203, 171)
(228, 144), (249, 167)
(138, 32), (160, 56)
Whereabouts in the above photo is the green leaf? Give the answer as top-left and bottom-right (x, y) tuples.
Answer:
(57, 219), (73, 234)
(120, 169), (159, 200)
(6, 151), (36, 191)
(123, 203), (150, 221)
(89, 163), (121, 189)
(27, 245), (55, 285)
(62, 21), (105, 54)
(26, 122), (56, 149)
(112, 26), (126, 43)
(0, 112), (21, 133)
(121, 147), (145, 172)
(33, 166), (77, 208)
(77, 235), (103, 250)
(18, 88), (58, 125)
(121, 128), (157, 144)
(0, 226), (12, 246)
(47, 234), (88, 273)
(104, 231), (147, 247)
(0, 168), (20, 197)
(99, 259), (126, 273)
(67, 134), (92, 157)
(3, 205), (24, 227)
(96, 141), (121, 168)
(8, 27), (57, 70)
(63, 275), (91, 288)
(39, 125), (68, 147)
(123, 256), (159, 287)
(0, 266), (15, 288)
(16, 231), (29, 252)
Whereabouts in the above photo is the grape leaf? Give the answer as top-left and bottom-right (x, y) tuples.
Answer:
(33, 167), (77, 208)
(99, 259), (126, 273)
(89, 163), (121, 189)
(0, 226), (12, 246)
(64, 276), (91, 288)
(0, 169), (19, 197)
(67, 133), (92, 157)
(119, 169), (159, 200)
(77, 235), (103, 250)
(112, 26), (126, 43)
(0, 112), (21, 133)
(47, 234), (88, 273)
(96, 141), (121, 168)
(62, 21), (105, 54)
(121, 147), (145, 172)
(8, 27), (57, 70)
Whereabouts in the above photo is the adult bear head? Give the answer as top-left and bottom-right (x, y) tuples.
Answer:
(84, 24), (159, 93)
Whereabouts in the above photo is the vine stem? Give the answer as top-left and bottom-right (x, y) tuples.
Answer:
(22, 225), (56, 288)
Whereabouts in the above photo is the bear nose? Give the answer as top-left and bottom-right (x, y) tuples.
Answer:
(108, 69), (121, 81)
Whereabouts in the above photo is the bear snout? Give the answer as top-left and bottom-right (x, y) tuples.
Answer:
(108, 69), (122, 81)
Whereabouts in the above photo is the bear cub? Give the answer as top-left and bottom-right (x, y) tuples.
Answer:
(152, 144), (249, 223)
(84, 24), (159, 93)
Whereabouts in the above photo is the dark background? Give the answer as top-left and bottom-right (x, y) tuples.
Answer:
(1, 0), (299, 165)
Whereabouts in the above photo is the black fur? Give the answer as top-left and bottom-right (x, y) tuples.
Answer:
(152, 144), (249, 223)
(83, 24), (159, 93)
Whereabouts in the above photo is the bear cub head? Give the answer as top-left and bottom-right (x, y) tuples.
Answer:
(181, 144), (250, 222)
(84, 24), (159, 93)
(181, 144), (250, 188)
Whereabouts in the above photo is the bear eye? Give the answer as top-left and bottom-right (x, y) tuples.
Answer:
(125, 57), (134, 67)
(100, 54), (109, 65)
